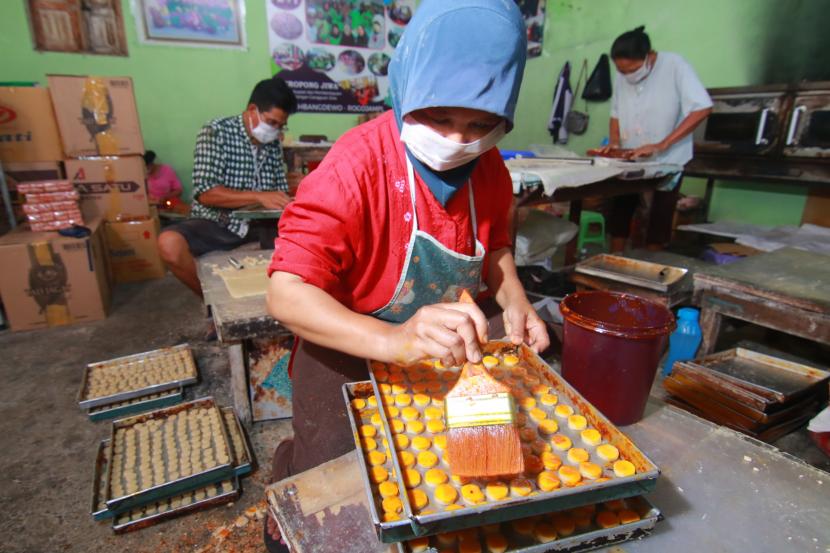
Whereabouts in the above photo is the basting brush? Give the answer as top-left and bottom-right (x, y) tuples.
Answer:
(444, 290), (524, 477)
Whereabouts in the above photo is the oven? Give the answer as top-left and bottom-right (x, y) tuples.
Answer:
(782, 85), (830, 159)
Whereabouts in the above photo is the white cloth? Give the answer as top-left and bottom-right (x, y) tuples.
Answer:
(611, 52), (712, 166)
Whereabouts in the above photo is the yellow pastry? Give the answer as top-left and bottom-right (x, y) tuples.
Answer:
(597, 444), (620, 462)
(567, 448), (590, 464)
(596, 510), (620, 529)
(510, 517), (534, 536)
(554, 404), (574, 418)
(425, 468), (448, 486)
(524, 454), (544, 474)
(461, 484), (486, 504)
(580, 429), (602, 446)
(485, 481), (509, 501)
(552, 514), (576, 537)
(382, 512), (400, 522)
(567, 415), (587, 431)
(451, 474), (471, 485)
(537, 471), (561, 491)
(403, 468), (422, 488)
(395, 394), (412, 407)
(413, 393), (431, 407)
(367, 396), (378, 407)
(618, 509), (641, 524)
(351, 398), (367, 410)
(379, 383), (393, 394)
(367, 450), (386, 466)
(579, 462), (603, 480)
(424, 406), (444, 420)
(534, 522), (558, 543)
(613, 460), (635, 477)
(411, 436), (431, 450)
(378, 481), (398, 498)
(482, 355), (499, 369)
(434, 483), (458, 504)
(509, 478), (532, 497)
(541, 451), (562, 471)
(382, 395), (395, 407)
(407, 536), (430, 553)
(401, 407), (420, 421)
(361, 437), (377, 451)
(538, 419), (559, 435)
(519, 427), (538, 442)
(412, 382), (428, 394)
(604, 499), (626, 511)
(407, 420), (425, 434)
(531, 384), (550, 396)
(394, 434), (410, 449)
(550, 434), (572, 451)
(391, 383), (407, 394)
(418, 450), (439, 469)
(540, 393), (558, 406)
(503, 354), (519, 367)
(558, 466), (582, 485)
(385, 405), (400, 418)
(389, 372), (406, 384)
(427, 419), (445, 433)
(382, 496), (402, 513)
(484, 532), (508, 553)
(370, 412), (382, 426)
(359, 424), (377, 438)
(528, 407), (548, 422)
(433, 435), (447, 450)
(408, 488), (429, 510)
(389, 419), (405, 434)
(398, 451), (415, 468)
(369, 466), (388, 484)
(519, 396), (537, 409)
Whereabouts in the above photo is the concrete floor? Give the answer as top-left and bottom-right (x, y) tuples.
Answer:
(0, 275), (291, 553)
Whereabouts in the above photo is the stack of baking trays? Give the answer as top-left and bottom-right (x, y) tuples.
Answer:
(664, 347), (830, 442)
(77, 344), (200, 421)
(90, 396), (255, 533)
(343, 341), (664, 553)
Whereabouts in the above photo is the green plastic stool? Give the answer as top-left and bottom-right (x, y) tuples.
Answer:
(577, 211), (607, 253)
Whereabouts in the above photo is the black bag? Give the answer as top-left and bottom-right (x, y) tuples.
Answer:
(565, 59), (589, 135)
(582, 54), (612, 102)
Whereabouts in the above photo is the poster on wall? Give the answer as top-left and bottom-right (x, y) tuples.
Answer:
(517, 0), (546, 58)
(266, 0), (414, 114)
(132, 0), (247, 49)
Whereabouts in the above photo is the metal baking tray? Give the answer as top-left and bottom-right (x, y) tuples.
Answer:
(351, 341), (660, 542)
(78, 344), (199, 409)
(87, 388), (184, 422)
(91, 439), (113, 521)
(221, 407), (254, 476)
(394, 496), (662, 553)
(575, 254), (688, 292)
(673, 347), (830, 406)
(104, 397), (235, 515)
(112, 478), (240, 534)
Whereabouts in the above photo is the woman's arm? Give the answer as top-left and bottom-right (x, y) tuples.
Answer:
(630, 107), (712, 158)
(267, 271), (489, 366)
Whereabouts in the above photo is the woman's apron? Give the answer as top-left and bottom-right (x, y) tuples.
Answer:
(271, 158), (485, 481)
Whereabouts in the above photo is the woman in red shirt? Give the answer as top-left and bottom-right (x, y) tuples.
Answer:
(264, 1), (549, 547)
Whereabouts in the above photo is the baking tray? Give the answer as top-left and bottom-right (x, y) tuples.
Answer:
(350, 341), (661, 542)
(92, 439), (113, 521)
(104, 397), (235, 515)
(78, 344), (198, 409)
(394, 495), (662, 553)
(574, 254), (688, 293)
(221, 407), (254, 476)
(674, 347), (830, 406)
(87, 388), (184, 422)
(112, 478), (240, 534)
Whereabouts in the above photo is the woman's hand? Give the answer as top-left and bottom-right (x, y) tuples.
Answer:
(384, 302), (489, 368)
(629, 141), (667, 159)
(502, 300), (550, 353)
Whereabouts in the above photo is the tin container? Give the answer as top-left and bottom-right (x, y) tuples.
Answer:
(575, 254), (688, 292)
(87, 388), (184, 421)
(104, 397), (235, 515)
(78, 344), (198, 409)
(347, 342), (660, 543)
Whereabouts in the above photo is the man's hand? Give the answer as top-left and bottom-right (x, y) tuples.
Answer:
(257, 191), (292, 209)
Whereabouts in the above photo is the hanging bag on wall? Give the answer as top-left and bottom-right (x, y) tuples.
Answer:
(565, 59), (590, 135)
(582, 54), (613, 102)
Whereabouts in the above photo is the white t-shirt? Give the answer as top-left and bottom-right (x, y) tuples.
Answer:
(611, 52), (712, 166)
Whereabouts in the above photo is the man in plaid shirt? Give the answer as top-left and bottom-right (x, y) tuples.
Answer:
(158, 77), (297, 296)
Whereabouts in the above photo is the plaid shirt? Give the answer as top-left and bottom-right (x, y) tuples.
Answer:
(191, 115), (287, 237)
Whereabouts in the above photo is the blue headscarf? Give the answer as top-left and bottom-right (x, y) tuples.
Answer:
(389, 0), (527, 205)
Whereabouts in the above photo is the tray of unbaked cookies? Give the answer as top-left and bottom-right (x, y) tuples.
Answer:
(87, 388), (184, 422)
(221, 407), (254, 476)
(78, 344), (199, 410)
(349, 341), (660, 542)
(103, 397), (235, 514)
(394, 495), (662, 553)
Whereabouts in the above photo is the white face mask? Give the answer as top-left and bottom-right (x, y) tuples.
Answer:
(624, 59), (652, 85)
(400, 116), (506, 172)
(250, 111), (281, 144)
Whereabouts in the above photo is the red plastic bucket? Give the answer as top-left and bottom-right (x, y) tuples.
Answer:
(560, 291), (675, 425)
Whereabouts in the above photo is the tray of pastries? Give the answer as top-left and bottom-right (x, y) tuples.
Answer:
(78, 344), (198, 409)
(345, 341), (660, 542)
(87, 388), (184, 422)
(221, 407), (254, 476)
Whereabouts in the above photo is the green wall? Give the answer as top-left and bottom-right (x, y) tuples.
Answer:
(0, 0), (821, 223)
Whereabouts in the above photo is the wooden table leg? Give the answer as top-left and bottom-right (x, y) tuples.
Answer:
(699, 302), (723, 355)
(564, 199), (583, 265)
(703, 177), (715, 223)
(228, 342), (252, 427)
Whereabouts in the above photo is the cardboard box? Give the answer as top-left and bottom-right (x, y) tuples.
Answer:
(0, 87), (65, 163)
(47, 75), (144, 158)
(65, 156), (149, 221)
(104, 214), (165, 283)
(0, 216), (111, 332)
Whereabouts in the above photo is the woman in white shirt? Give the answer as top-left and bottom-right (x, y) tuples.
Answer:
(601, 26), (713, 252)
